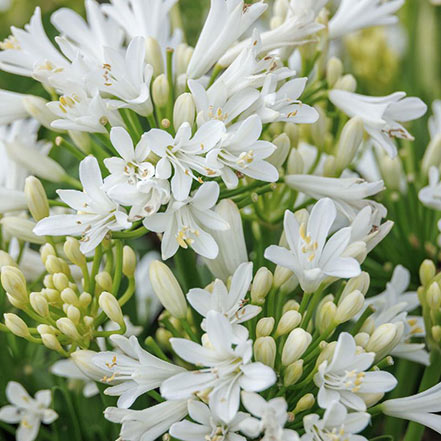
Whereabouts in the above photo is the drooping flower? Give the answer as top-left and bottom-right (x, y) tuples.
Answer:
(264, 198), (361, 293)
(314, 332), (397, 411)
(0, 381), (58, 441)
(160, 311), (276, 423)
(329, 90), (427, 157)
(34, 156), (132, 254)
(143, 182), (229, 260)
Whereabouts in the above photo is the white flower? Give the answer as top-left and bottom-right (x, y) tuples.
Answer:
(89, 36), (154, 116)
(285, 174), (386, 221)
(0, 90), (29, 125)
(419, 166), (441, 212)
(50, 359), (99, 398)
(0, 381), (58, 441)
(314, 332), (397, 411)
(0, 7), (68, 81)
(207, 115), (279, 188)
(265, 198), (361, 293)
(187, 262), (260, 334)
(186, 0), (267, 79)
(105, 400), (188, 441)
(93, 334), (184, 408)
(34, 156), (132, 254)
(301, 401), (370, 441)
(170, 400), (248, 441)
(329, 0), (404, 40)
(329, 90), (427, 157)
(382, 383), (441, 434)
(103, 126), (170, 219)
(240, 392), (299, 441)
(143, 182), (229, 260)
(160, 311), (276, 423)
(429, 100), (441, 139)
(143, 121), (226, 201)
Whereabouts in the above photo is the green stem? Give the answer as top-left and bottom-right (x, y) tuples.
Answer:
(112, 240), (123, 295)
(112, 226), (148, 239)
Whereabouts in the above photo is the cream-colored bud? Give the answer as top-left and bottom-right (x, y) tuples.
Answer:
(68, 130), (91, 154)
(360, 316), (375, 335)
(366, 323), (398, 353)
(354, 332), (370, 348)
(53, 273), (69, 292)
(56, 317), (81, 340)
(1, 217), (45, 244)
(99, 292), (124, 325)
(71, 350), (108, 380)
(311, 106), (328, 148)
(83, 316), (94, 328)
(145, 37), (164, 76)
(254, 336), (276, 368)
(4, 313), (30, 338)
(317, 341), (336, 367)
(362, 393), (385, 408)
(41, 334), (63, 352)
(79, 292), (92, 308)
(95, 272), (113, 292)
(282, 328), (312, 366)
(175, 43), (193, 76)
(0, 251), (17, 270)
(285, 123), (299, 148)
(323, 155), (336, 177)
(256, 317), (275, 338)
(122, 246), (136, 277)
(334, 74), (357, 92)
(152, 74), (170, 108)
(270, 15), (284, 29)
(335, 290), (364, 324)
(64, 237), (86, 267)
(37, 324), (57, 335)
(422, 135), (441, 174)
(42, 288), (60, 303)
(283, 360), (303, 386)
(251, 267), (273, 304)
(280, 275), (299, 295)
(287, 148), (304, 175)
(45, 255), (65, 274)
(30, 292), (49, 317)
(342, 272), (370, 300)
(268, 133), (290, 168)
(43, 275), (54, 289)
(373, 322), (404, 362)
(60, 288), (79, 307)
(24, 176), (49, 222)
(317, 301), (337, 334)
(420, 259), (436, 286)
(149, 261), (187, 318)
(40, 243), (56, 265)
(294, 394), (315, 414)
(379, 155), (403, 191)
(326, 57), (343, 88)
(67, 305), (81, 324)
(173, 93), (195, 130)
(432, 325), (441, 342)
(156, 327), (173, 350)
(427, 282), (441, 309)
(1, 266), (28, 305)
(274, 266), (293, 289)
(283, 299), (300, 314)
(335, 117), (364, 172)
(275, 310), (301, 337)
(23, 95), (57, 130)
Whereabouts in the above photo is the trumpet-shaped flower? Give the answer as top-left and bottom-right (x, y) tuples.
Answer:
(160, 311), (276, 423)
(329, 90), (427, 157)
(143, 182), (229, 260)
(314, 333), (397, 411)
(265, 198), (361, 293)
(34, 156), (131, 254)
(0, 381), (58, 441)
(170, 400), (248, 441)
(419, 166), (441, 212)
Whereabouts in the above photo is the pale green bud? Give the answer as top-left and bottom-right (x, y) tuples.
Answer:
(268, 133), (290, 168)
(427, 282), (441, 309)
(1, 217), (45, 244)
(335, 117), (364, 172)
(56, 317), (81, 340)
(285, 123), (299, 148)
(422, 135), (441, 174)
(251, 267), (273, 304)
(275, 310), (301, 337)
(360, 316), (375, 335)
(79, 292), (92, 308)
(254, 336), (276, 368)
(1, 266), (28, 306)
(95, 272), (113, 292)
(420, 260), (436, 286)
(283, 360), (303, 386)
(0, 251), (17, 270)
(60, 288), (79, 307)
(99, 292), (124, 325)
(4, 313), (31, 338)
(256, 317), (275, 338)
(379, 155), (404, 191)
(366, 323), (398, 353)
(354, 332), (370, 348)
(282, 300), (300, 314)
(335, 290), (364, 324)
(341, 272), (370, 300)
(145, 37), (164, 76)
(156, 328), (173, 350)
(53, 273), (69, 292)
(122, 246), (137, 277)
(317, 301), (337, 334)
(287, 148), (305, 175)
(175, 43), (193, 77)
(24, 176), (49, 222)
(71, 350), (108, 380)
(334, 74), (357, 92)
(41, 334), (64, 353)
(282, 328), (312, 366)
(173, 93), (195, 130)
(326, 57), (343, 87)
(274, 266), (292, 289)
(22, 95), (57, 130)
(37, 324), (57, 335)
(294, 393), (315, 414)
(68, 130), (91, 154)
(432, 325), (441, 342)
(40, 243), (56, 265)
(67, 305), (81, 324)
(64, 237), (86, 267)
(30, 292), (49, 317)
(152, 74), (170, 108)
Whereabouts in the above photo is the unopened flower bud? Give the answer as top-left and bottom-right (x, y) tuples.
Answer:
(275, 310), (301, 337)
(30, 292), (49, 317)
(1, 217), (44, 244)
(287, 148), (304, 175)
(282, 328), (312, 366)
(335, 290), (364, 324)
(68, 130), (91, 154)
(40, 243), (56, 265)
(256, 317), (275, 338)
(427, 282), (441, 309)
(64, 237), (86, 267)
(254, 336), (276, 368)
(380, 155), (404, 191)
(268, 133), (290, 168)
(366, 323), (398, 354)
(294, 393), (315, 414)
(354, 332), (370, 348)
(37, 324), (57, 335)
(155, 328), (173, 350)
(274, 266), (293, 289)
(326, 57), (343, 87)
(420, 260), (436, 286)
(45, 255), (66, 274)
(360, 316), (375, 335)
(0, 251), (17, 270)
(251, 267), (273, 304)
(422, 135), (441, 174)
(283, 300), (300, 314)
(335, 117), (364, 172)
(149, 261), (187, 318)
(432, 325), (441, 342)
(317, 301), (337, 334)
(4, 313), (30, 338)
(145, 37), (164, 76)
(175, 43), (193, 76)
(283, 360), (303, 386)
(60, 288), (79, 307)
(152, 74), (170, 108)
(53, 273), (69, 291)
(71, 350), (107, 380)
(79, 292), (92, 308)
(285, 123), (299, 148)
(122, 246), (136, 277)
(1, 266), (28, 305)
(334, 74), (357, 92)
(41, 334), (64, 353)
(67, 305), (81, 324)
(95, 272), (113, 292)
(23, 95), (57, 130)
(317, 341), (337, 367)
(173, 93), (195, 130)
(56, 317), (81, 341)
(24, 176), (49, 222)
(342, 272), (370, 299)
(99, 292), (124, 325)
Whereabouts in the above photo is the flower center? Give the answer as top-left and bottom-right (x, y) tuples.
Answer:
(299, 223), (318, 262)
(176, 226), (200, 248)
(0, 36), (20, 50)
